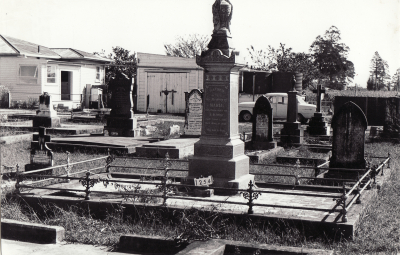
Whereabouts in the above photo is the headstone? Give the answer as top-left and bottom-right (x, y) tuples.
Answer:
(184, 0), (254, 193)
(32, 92), (60, 128)
(280, 89), (303, 145)
(182, 89), (203, 137)
(382, 97), (400, 139)
(326, 101), (368, 180)
(307, 85), (330, 136)
(251, 95), (276, 150)
(104, 73), (137, 137)
(25, 127), (54, 171)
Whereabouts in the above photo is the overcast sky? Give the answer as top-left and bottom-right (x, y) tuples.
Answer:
(1, 0), (399, 87)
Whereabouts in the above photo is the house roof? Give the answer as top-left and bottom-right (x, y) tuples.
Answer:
(51, 48), (111, 62)
(0, 34), (110, 63)
(0, 35), (61, 58)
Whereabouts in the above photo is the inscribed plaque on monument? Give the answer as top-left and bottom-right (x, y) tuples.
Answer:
(184, 90), (203, 136)
(203, 84), (229, 136)
(255, 114), (269, 142)
(113, 87), (131, 115)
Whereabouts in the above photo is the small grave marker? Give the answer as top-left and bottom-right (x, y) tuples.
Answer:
(183, 89), (203, 137)
(194, 175), (214, 186)
(251, 95), (276, 150)
(25, 127), (54, 171)
(307, 85), (330, 136)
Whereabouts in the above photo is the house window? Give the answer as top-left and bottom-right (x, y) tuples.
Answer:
(47, 65), (56, 83)
(96, 67), (101, 82)
(19, 65), (38, 84)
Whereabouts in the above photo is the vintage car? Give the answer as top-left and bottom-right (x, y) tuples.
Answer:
(238, 93), (316, 123)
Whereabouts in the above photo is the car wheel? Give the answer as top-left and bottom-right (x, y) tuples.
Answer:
(240, 111), (253, 122)
(297, 113), (306, 124)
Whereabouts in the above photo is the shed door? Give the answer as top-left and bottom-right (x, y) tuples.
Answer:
(147, 72), (188, 113)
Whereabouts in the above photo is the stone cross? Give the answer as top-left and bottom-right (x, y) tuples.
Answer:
(328, 101), (368, 179)
(252, 96), (276, 150)
(313, 85), (326, 113)
(161, 88), (177, 113)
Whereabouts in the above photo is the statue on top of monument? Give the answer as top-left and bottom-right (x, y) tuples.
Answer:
(212, 0), (233, 35)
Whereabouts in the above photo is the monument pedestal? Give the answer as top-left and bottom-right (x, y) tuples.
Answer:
(252, 141), (277, 150)
(33, 116), (60, 128)
(280, 122), (303, 144)
(105, 117), (137, 137)
(185, 136), (254, 194)
(307, 113), (330, 136)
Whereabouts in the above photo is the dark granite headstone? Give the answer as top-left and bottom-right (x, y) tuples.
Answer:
(327, 101), (368, 179)
(251, 96), (276, 149)
(383, 97), (400, 139)
(104, 74), (137, 137)
(280, 91), (303, 145)
(25, 127), (54, 171)
(183, 89), (203, 137)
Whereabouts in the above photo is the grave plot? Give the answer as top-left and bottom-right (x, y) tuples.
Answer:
(12, 148), (391, 239)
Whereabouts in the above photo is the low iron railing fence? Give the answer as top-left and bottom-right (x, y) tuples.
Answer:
(13, 152), (390, 223)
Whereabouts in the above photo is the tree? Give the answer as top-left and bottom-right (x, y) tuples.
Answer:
(164, 34), (209, 58)
(247, 43), (318, 89)
(310, 26), (354, 89)
(367, 76), (375, 91)
(94, 46), (137, 84)
(391, 68), (400, 91)
(370, 51), (390, 91)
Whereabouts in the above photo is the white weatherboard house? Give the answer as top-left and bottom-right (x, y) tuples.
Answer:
(0, 35), (111, 110)
(135, 53), (204, 114)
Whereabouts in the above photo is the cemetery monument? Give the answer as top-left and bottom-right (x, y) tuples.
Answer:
(104, 73), (137, 137)
(33, 92), (60, 128)
(307, 85), (330, 136)
(326, 101), (368, 180)
(25, 127), (54, 171)
(182, 89), (203, 137)
(280, 76), (303, 145)
(184, 0), (254, 192)
(251, 95), (277, 150)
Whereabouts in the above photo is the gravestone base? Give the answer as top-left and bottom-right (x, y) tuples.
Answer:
(252, 141), (277, 150)
(32, 116), (61, 128)
(193, 188), (214, 197)
(280, 122), (303, 144)
(185, 153), (254, 195)
(104, 117), (137, 137)
(307, 113), (330, 136)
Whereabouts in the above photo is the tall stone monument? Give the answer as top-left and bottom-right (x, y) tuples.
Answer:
(185, 0), (253, 191)
(33, 92), (60, 128)
(280, 76), (303, 145)
(326, 101), (368, 180)
(307, 85), (330, 136)
(104, 73), (137, 137)
(251, 96), (277, 150)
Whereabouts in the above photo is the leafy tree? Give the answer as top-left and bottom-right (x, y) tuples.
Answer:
(94, 46), (137, 84)
(247, 43), (318, 89)
(370, 51), (390, 91)
(164, 34), (209, 58)
(309, 26), (354, 89)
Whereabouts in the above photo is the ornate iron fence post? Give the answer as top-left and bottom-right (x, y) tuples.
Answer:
(105, 148), (115, 173)
(14, 164), (21, 194)
(242, 180), (261, 214)
(387, 152), (390, 170)
(80, 171), (99, 200)
(295, 159), (300, 185)
(162, 152), (171, 206)
(356, 173), (361, 204)
(334, 182), (347, 222)
(64, 151), (71, 183)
